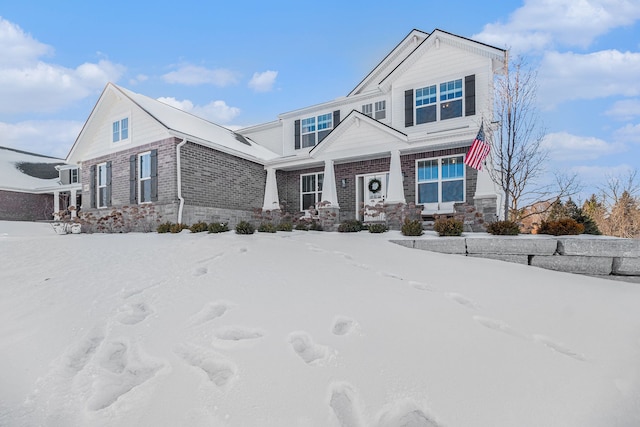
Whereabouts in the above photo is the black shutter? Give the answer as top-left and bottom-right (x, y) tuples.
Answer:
(465, 74), (476, 116)
(294, 119), (301, 150)
(106, 161), (112, 207)
(150, 149), (158, 202)
(129, 155), (137, 204)
(333, 110), (340, 127)
(404, 90), (414, 127)
(90, 164), (96, 208)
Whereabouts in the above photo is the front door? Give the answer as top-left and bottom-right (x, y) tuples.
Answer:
(362, 173), (387, 222)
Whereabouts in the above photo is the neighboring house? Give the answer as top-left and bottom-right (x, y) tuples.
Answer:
(0, 146), (76, 221)
(67, 29), (506, 230)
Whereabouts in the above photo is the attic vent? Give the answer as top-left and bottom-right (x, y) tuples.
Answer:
(15, 162), (63, 179)
(234, 133), (251, 146)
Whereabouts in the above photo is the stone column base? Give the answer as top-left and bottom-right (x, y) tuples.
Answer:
(318, 206), (340, 231)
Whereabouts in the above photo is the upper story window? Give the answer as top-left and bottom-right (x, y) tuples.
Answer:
(374, 100), (386, 120)
(362, 104), (373, 117)
(297, 112), (335, 149)
(407, 76), (473, 128)
(112, 117), (129, 143)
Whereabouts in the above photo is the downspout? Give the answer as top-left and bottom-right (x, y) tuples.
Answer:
(176, 138), (187, 224)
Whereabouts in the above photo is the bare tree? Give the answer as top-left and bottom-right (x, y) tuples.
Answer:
(487, 57), (579, 220)
(595, 169), (640, 238)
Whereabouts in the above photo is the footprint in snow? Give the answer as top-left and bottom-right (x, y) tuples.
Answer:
(174, 344), (237, 388)
(188, 301), (232, 326)
(445, 293), (479, 310)
(87, 341), (165, 411)
(377, 400), (441, 427)
(332, 316), (357, 336)
(213, 325), (264, 341)
(62, 326), (106, 375)
(409, 281), (435, 292)
(193, 266), (208, 277)
(197, 253), (224, 263)
(378, 271), (403, 280)
(533, 334), (586, 361)
(117, 302), (153, 325)
(334, 251), (353, 260)
(288, 331), (330, 365)
(473, 316), (525, 339)
(329, 382), (365, 427)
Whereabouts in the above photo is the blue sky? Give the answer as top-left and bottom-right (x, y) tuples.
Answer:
(1, 0), (639, 199)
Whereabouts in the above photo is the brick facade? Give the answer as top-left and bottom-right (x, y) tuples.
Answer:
(0, 190), (53, 221)
(277, 147), (479, 222)
(80, 138), (266, 229)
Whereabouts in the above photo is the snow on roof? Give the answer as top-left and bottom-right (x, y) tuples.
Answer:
(114, 85), (278, 162)
(0, 146), (62, 192)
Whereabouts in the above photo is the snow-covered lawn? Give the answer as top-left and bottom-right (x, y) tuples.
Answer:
(1, 220), (639, 427)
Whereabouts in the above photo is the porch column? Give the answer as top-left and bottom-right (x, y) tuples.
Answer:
(262, 167), (280, 211)
(70, 189), (77, 217)
(473, 161), (499, 221)
(320, 159), (339, 207)
(386, 150), (406, 204)
(53, 190), (60, 220)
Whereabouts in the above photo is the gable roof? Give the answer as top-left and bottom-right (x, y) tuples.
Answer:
(67, 83), (278, 163)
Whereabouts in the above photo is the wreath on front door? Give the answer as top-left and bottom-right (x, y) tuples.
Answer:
(368, 178), (382, 193)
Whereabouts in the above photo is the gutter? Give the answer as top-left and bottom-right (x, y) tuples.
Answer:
(176, 138), (187, 224)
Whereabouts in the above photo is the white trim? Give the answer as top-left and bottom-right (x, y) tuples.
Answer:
(299, 171), (324, 212)
(96, 162), (108, 209)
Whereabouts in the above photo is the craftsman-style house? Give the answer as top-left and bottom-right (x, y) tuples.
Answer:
(64, 29), (506, 230)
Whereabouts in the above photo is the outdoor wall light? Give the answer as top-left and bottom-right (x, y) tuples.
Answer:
(341, 178), (347, 188)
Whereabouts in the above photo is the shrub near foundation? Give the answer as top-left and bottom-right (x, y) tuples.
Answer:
(401, 219), (424, 236)
(235, 221), (255, 235)
(208, 222), (230, 233)
(338, 220), (364, 233)
(189, 221), (209, 233)
(433, 218), (463, 236)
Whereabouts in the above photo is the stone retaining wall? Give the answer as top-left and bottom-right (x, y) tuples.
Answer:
(391, 235), (640, 279)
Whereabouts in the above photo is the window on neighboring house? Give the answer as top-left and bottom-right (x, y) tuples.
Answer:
(97, 162), (109, 208)
(70, 168), (79, 184)
(374, 100), (386, 120)
(112, 117), (129, 143)
(416, 155), (465, 206)
(300, 172), (324, 211)
(362, 104), (373, 117)
(416, 85), (437, 124)
(138, 152), (152, 203)
(439, 79), (463, 120)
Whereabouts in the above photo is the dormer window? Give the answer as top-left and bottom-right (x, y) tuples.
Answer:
(295, 111), (340, 149)
(362, 104), (373, 117)
(112, 117), (129, 143)
(374, 101), (386, 120)
(70, 168), (79, 184)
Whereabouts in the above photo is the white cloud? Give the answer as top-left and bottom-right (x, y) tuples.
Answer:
(605, 99), (640, 120)
(162, 65), (239, 86)
(613, 123), (640, 143)
(156, 97), (240, 123)
(570, 163), (636, 193)
(0, 120), (83, 158)
(538, 50), (640, 106)
(248, 70), (278, 92)
(473, 0), (640, 53)
(542, 131), (624, 161)
(0, 17), (125, 114)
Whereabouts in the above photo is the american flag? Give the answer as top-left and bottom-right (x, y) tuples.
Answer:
(464, 124), (490, 170)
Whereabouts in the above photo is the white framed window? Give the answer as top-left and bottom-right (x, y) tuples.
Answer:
(415, 78), (464, 124)
(300, 172), (324, 211)
(112, 117), (129, 143)
(97, 162), (108, 208)
(374, 100), (386, 119)
(362, 103), (373, 117)
(416, 155), (465, 210)
(300, 113), (333, 148)
(138, 151), (152, 203)
(70, 168), (79, 184)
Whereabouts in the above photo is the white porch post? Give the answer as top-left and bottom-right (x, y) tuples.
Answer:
(70, 189), (77, 217)
(321, 159), (339, 207)
(262, 167), (280, 211)
(386, 150), (406, 204)
(53, 190), (60, 219)
(473, 161), (500, 220)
